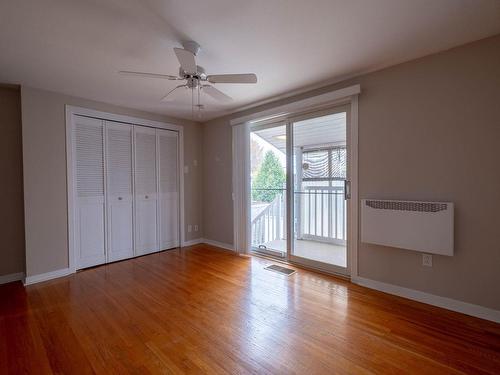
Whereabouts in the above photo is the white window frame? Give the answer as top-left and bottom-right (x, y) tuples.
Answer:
(65, 105), (185, 273)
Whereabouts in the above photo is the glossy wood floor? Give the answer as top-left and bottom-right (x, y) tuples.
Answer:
(1, 245), (499, 374)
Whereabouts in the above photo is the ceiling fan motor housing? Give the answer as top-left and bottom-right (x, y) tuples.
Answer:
(180, 65), (206, 88)
(186, 77), (198, 89)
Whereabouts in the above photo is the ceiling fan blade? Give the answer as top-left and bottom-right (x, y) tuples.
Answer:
(202, 85), (232, 102)
(119, 71), (179, 80)
(161, 84), (187, 101)
(174, 48), (197, 74)
(207, 73), (257, 84)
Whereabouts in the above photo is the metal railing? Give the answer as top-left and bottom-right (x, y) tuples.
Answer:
(297, 186), (346, 243)
(251, 189), (286, 247)
(251, 185), (346, 248)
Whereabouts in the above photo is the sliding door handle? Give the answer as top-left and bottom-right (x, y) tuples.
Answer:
(344, 180), (351, 200)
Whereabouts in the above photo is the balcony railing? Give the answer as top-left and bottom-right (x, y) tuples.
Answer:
(251, 190), (286, 248)
(297, 186), (346, 244)
(251, 185), (346, 249)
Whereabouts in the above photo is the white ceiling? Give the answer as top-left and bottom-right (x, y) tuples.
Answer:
(1, 0), (499, 121)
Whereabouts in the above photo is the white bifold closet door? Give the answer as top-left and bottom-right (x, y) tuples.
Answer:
(157, 129), (179, 250)
(134, 126), (159, 256)
(74, 116), (106, 268)
(106, 121), (134, 262)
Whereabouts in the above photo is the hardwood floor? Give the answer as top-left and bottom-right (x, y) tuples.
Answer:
(1, 245), (499, 374)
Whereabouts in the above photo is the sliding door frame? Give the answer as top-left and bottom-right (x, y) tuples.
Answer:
(249, 121), (288, 258)
(287, 105), (351, 275)
(65, 105), (185, 273)
(231, 85), (360, 278)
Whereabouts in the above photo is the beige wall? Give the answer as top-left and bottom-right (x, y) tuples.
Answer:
(21, 87), (203, 277)
(0, 85), (25, 277)
(202, 35), (500, 310)
(202, 119), (234, 245)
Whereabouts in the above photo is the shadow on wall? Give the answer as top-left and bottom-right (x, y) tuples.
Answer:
(0, 84), (25, 278)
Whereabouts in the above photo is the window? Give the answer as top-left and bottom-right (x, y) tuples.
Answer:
(302, 147), (346, 182)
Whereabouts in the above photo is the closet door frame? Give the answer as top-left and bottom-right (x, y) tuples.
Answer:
(66, 105), (185, 273)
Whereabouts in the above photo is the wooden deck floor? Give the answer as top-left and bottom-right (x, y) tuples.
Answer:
(1, 244), (499, 374)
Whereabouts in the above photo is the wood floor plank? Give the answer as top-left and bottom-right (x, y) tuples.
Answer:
(1, 245), (499, 374)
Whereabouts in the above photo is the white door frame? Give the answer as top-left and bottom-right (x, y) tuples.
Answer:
(65, 105), (185, 272)
(231, 85), (360, 278)
(286, 104), (352, 276)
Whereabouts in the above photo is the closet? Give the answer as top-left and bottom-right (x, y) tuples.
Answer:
(72, 114), (180, 270)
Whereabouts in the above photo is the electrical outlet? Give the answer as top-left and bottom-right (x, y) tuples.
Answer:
(193, 159), (198, 167)
(422, 254), (433, 267)
(188, 224), (192, 233)
(184, 165), (189, 174)
(194, 225), (198, 232)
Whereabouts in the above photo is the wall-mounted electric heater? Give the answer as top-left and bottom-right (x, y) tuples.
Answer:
(361, 199), (454, 256)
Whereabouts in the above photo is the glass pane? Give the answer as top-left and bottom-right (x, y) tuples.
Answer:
(250, 124), (287, 257)
(292, 112), (347, 268)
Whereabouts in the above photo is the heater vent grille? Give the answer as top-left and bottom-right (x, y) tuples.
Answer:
(361, 199), (454, 256)
(365, 200), (447, 213)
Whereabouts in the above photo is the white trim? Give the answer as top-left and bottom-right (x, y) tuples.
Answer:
(352, 276), (500, 323)
(232, 123), (251, 254)
(65, 108), (76, 273)
(202, 238), (235, 252)
(0, 272), (25, 285)
(24, 268), (73, 286)
(230, 84), (360, 126)
(349, 95), (359, 279)
(65, 105), (185, 272)
(182, 238), (203, 247)
(178, 126), (185, 247)
(181, 238), (235, 251)
(65, 106), (182, 131)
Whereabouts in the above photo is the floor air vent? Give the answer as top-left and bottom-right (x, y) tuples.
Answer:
(264, 264), (296, 276)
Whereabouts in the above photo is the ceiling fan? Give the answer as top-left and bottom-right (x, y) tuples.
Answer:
(119, 41), (257, 117)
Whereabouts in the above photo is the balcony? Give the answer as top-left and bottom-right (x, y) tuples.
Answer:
(251, 185), (346, 268)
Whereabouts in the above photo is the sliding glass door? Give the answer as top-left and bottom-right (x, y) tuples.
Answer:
(250, 123), (287, 258)
(249, 105), (350, 276)
(290, 107), (349, 275)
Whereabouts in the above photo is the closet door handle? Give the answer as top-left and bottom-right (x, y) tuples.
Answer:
(145, 195), (149, 199)
(118, 197), (123, 201)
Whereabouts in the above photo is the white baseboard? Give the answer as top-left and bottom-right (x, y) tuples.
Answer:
(201, 238), (235, 252)
(24, 268), (74, 286)
(181, 238), (235, 252)
(182, 238), (203, 247)
(0, 272), (25, 285)
(352, 276), (500, 323)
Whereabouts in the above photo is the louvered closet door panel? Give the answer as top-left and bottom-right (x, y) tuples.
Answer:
(106, 121), (134, 262)
(134, 126), (158, 255)
(74, 116), (106, 268)
(157, 129), (179, 250)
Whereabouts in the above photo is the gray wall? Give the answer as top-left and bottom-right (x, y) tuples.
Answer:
(21, 87), (203, 277)
(202, 35), (500, 310)
(0, 85), (25, 277)
(202, 119), (234, 245)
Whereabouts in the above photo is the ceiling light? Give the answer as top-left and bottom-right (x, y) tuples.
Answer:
(275, 135), (286, 140)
